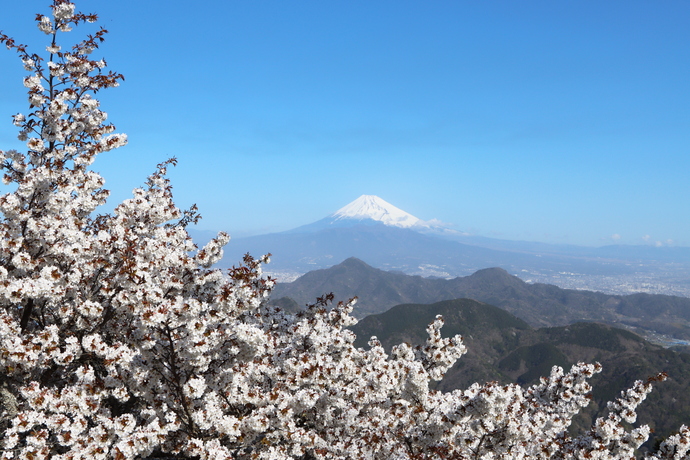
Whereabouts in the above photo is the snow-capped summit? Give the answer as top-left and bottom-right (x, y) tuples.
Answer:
(283, 194), (453, 235)
(331, 195), (421, 228)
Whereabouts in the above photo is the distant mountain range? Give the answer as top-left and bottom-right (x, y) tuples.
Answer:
(346, 298), (690, 451)
(216, 195), (690, 296)
(271, 257), (690, 343)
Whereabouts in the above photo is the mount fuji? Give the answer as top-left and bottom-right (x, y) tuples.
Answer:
(328, 194), (424, 228)
(218, 194), (489, 278)
(216, 195), (690, 295)
(286, 195), (448, 233)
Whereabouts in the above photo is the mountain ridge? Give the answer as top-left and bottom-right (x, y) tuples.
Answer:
(271, 257), (690, 341)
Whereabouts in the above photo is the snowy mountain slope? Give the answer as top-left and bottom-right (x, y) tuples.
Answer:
(286, 195), (449, 234)
(331, 195), (422, 228)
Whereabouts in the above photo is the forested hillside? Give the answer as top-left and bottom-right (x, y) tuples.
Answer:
(350, 298), (690, 451)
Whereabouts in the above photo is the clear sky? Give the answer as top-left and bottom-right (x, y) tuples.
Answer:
(1, 1), (688, 247)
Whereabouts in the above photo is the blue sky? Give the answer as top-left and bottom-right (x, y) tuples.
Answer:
(1, 1), (688, 247)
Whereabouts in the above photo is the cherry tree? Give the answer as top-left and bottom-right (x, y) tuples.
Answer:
(0, 2), (688, 459)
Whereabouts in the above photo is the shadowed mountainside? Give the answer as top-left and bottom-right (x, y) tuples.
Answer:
(348, 298), (690, 451)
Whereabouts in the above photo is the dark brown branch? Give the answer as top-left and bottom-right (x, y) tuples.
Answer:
(20, 298), (34, 332)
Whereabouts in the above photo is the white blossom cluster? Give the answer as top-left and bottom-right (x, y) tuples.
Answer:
(1, 2), (689, 459)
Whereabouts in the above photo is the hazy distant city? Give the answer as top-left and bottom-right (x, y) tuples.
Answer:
(519, 267), (690, 298)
